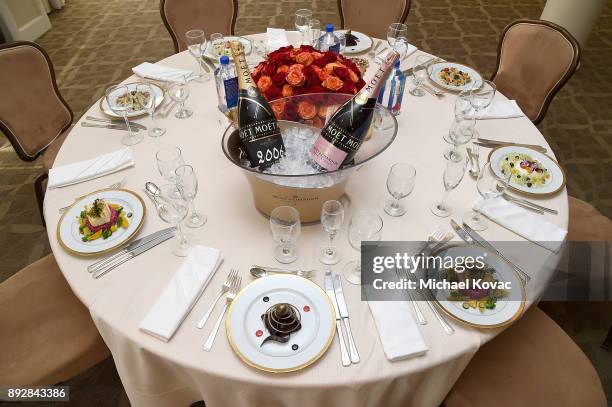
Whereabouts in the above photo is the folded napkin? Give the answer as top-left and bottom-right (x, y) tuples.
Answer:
(267, 28), (290, 51)
(140, 246), (222, 342)
(132, 62), (194, 83)
(368, 301), (428, 361)
(465, 100), (525, 120)
(398, 42), (418, 59)
(477, 197), (567, 253)
(48, 147), (134, 189)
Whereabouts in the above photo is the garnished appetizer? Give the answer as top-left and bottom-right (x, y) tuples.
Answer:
(500, 152), (550, 188)
(78, 198), (131, 242)
(442, 264), (509, 313)
(438, 66), (472, 87)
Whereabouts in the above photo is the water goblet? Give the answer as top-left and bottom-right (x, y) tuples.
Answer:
(294, 9), (312, 46)
(410, 55), (431, 97)
(168, 76), (192, 119)
(270, 206), (301, 264)
(319, 200), (344, 265)
(430, 156), (468, 217)
(384, 163), (416, 217)
(343, 211), (383, 285)
(443, 90), (472, 144)
(136, 83), (166, 138)
(175, 164), (206, 228)
(387, 22), (408, 57)
(444, 115), (475, 162)
(463, 161), (511, 231)
(308, 19), (321, 46)
(469, 79), (496, 137)
(185, 29), (210, 82)
(105, 85), (143, 146)
(155, 184), (190, 257)
(210, 33), (224, 56)
(156, 146), (184, 184)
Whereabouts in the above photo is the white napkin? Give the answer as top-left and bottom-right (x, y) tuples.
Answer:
(368, 301), (428, 361)
(267, 28), (290, 51)
(465, 100), (525, 120)
(47, 147), (134, 189)
(132, 62), (194, 83)
(477, 197), (567, 253)
(140, 246), (222, 342)
(400, 42), (418, 59)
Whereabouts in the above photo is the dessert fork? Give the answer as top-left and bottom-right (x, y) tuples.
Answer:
(203, 276), (241, 351)
(58, 177), (127, 213)
(196, 268), (238, 329)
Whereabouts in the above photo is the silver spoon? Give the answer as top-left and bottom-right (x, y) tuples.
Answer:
(250, 266), (314, 279)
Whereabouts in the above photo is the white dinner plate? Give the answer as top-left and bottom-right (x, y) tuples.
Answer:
(204, 36), (252, 61)
(429, 245), (525, 329)
(226, 275), (335, 373)
(428, 62), (483, 92)
(100, 82), (164, 119)
(489, 146), (566, 196)
(336, 30), (373, 54)
(57, 189), (145, 256)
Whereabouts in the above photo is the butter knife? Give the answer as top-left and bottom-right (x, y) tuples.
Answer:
(85, 116), (147, 131)
(325, 270), (351, 367)
(333, 274), (360, 364)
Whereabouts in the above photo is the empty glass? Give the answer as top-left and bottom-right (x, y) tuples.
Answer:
(210, 33), (224, 56)
(319, 200), (344, 265)
(136, 83), (165, 138)
(387, 22), (408, 57)
(410, 55), (431, 97)
(443, 90), (471, 144)
(444, 115), (475, 162)
(343, 211), (383, 285)
(185, 29), (210, 82)
(469, 80), (496, 137)
(156, 146), (184, 184)
(175, 164), (206, 228)
(168, 76), (192, 119)
(384, 163), (416, 217)
(294, 9), (312, 45)
(105, 85), (143, 146)
(155, 184), (190, 257)
(270, 206), (301, 264)
(463, 161), (511, 231)
(431, 156), (468, 217)
(308, 19), (321, 46)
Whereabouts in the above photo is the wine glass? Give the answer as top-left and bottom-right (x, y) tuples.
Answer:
(155, 184), (190, 257)
(319, 200), (344, 265)
(175, 164), (206, 228)
(463, 161), (511, 231)
(210, 33), (224, 56)
(168, 76), (192, 119)
(294, 9), (312, 46)
(469, 80), (496, 137)
(384, 163), (416, 217)
(410, 55), (431, 97)
(387, 22), (408, 57)
(185, 29), (210, 82)
(270, 206), (301, 264)
(443, 90), (472, 144)
(105, 85), (143, 146)
(156, 146), (184, 184)
(136, 83), (166, 138)
(309, 19), (321, 46)
(444, 114), (475, 162)
(430, 156), (468, 217)
(343, 211), (383, 285)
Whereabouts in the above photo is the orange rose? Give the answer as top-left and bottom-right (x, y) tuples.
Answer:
(322, 75), (344, 91)
(318, 70), (329, 81)
(348, 69), (359, 83)
(286, 70), (305, 87)
(312, 52), (324, 60)
(271, 102), (285, 119)
(257, 75), (272, 92)
(297, 101), (317, 120)
(324, 62), (341, 74)
(317, 105), (328, 118)
(289, 64), (304, 72)
(277, 65), (289, 74)
(282, 84), (294, 97)
(295, 52), (314, 66)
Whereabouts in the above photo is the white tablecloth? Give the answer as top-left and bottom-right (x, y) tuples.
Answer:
(44, 32), (568, 407)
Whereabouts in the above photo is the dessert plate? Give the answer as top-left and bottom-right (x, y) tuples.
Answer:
(336, 30), (373, 54)
(100, 82), (164, 119)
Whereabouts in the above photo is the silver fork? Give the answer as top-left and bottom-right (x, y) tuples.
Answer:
(196, 269), (238, 329)
(58, 177), (127, 213)
(468, 144), (480, 178)
(203, 276), (241, 351)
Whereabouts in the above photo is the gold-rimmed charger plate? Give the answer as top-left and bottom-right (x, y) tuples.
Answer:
(56, 188), (145, 256)
(99, 82), (165, 119)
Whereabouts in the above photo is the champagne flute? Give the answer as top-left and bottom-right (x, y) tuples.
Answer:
(136, 83), (165, 138)
(309, 19), (321, 46)
(105, 85), (143, 146)
(319, 200), (344, 265)
(168, 76), (192, 119)
(294, 9), (312, 46)
(155, 184), (190, 257)
(343, 211), (383, 285)
(384, 162), (416, 217)
(463, 161), (511, 231)
(430, 156), (468, 217)
(270, 206), (301, 264)
(410, 55), (431, 97)
(469, 80), (496, 137)
(175, 164), (206, 228)
(185, 29), (210, 82)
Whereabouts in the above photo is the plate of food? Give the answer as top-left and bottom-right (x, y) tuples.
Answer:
(204, 36), (252, 61)
(336, 30), (373, 54)
(428, 245), (525, 328)
(57, 189), (145, 256)
(226, 275), (335, 373)
(489, 146), (565, 196)
(428, 62), (482, 92)
(100, 82), (164, 119)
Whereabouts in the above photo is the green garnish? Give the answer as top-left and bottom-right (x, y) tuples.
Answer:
(87, 199), (105, 218)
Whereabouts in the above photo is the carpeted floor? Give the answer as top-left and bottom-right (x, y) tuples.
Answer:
(0, 0), (610, 405)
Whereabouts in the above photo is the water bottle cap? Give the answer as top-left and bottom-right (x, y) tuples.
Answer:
(325, 24), (334, 32)
(394, 59), (401, 68)
(220, 55), (229, 65)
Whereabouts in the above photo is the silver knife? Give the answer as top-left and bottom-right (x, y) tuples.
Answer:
(333, 274), (360, 364)
(86, 116), (147, 131)
(81, 122), (139, 132)
(324, 270), (351, 367)
(503, 193), (558, 215)
(92, 231), (175, 279)
(87, 227), (177, 273)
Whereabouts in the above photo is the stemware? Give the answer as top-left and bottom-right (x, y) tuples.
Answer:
(105, 85), (143, 146)
(463, 161), (511, 231)
(443, 90), (471, 144)
(175, 164), (206, 228)
(343, 211), (383, 285)
(185, 29), (210, 82)
(410, 55), (431, 97)
(210, 33), (224, 56)
(469, 80), (496, 137)
(269, 206), (301, 264)
(444, 114), (475, 162)
(168, 76), (192, 119)
(308, 19), (321, 46)
(319, 200), (344, 265)
(387, 22), (408, 57)
(430, 156), (468, 217)
(136, 83), (166, 138)
(155, 184), (190, 257)
(384, 163), (416, 217)
(156, 146), (184, 184)
(294, 9), (313, 46)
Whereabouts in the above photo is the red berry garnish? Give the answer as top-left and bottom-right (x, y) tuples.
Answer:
(256, 330), (263, 337)
(303, 305), (310, 312)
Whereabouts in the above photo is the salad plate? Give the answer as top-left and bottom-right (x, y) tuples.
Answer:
(489, 146), (566, 196)
(226, 274), (335, 373)
(336, 30), (373, 54)
(428, 62), (482, 92)
(57, 189), (145, 256)
(428, 245), (525, 328)
(100, 82), (164, 119)
(204, 36), (252, 61)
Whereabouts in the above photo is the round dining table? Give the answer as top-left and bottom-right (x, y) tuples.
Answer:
(43, 31), (569, 407)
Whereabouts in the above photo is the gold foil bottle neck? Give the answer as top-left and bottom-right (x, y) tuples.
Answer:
(230, 41), (245, 56)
